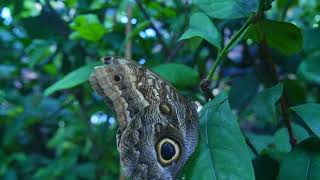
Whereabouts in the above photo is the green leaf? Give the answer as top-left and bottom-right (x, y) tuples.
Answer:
(70, 14), (106, 42)
(245, 20), (303, 55)
(152, 63), (199, 89)
(278, 138), (320, 180)
(273, 124), (309, 153)
(44, 62), (101, 96)
(189, 93), (254, 180)
(253, 155), (279, 180)
(291, 103), (320, 138)
(298, 55), (320, 85)
(248, 83), (283, 123)
(179, 12), (221, 49)
(25, 40), (56, 68)
(229, 74), (259, 110)
(193, 0), (258, 19)
(303, 28), (320, 54)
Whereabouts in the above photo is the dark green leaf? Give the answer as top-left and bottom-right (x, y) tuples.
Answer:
(245, 20), (303, 55)
(152, 63), (199, 89)
(193, 0), (258, 19)
(70, 14), (106, 42)
(247, 83), (283, 123)
(253, 155), (279, 180)
(291, 103), (320, 138)
(278, 138), (320, 180)
(189, 93), (254, 179)
(44, 62), (101, 96)
(229, 74), (259, 110)
(303, 28), (320, 55)
(179, 12), (221, 49)
(298, 55), (320, 85)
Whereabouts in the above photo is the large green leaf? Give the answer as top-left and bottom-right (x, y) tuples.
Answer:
(152, 63), (199, 89)
(70, 14), (106, 42)
(179, 12), (221, 49)
(278, 138), (320, 180)
(193, 0), (258, 19)
(245, 20), (303, 55)
(247, 83), (283, 123)
(44, 62), (101, 96)
(189, 93), (254, 180)
(298, 55), (320, 85)
(291, 103), (320, 138)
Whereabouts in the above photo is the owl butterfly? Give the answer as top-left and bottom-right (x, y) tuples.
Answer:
(89, 57), (198, 179)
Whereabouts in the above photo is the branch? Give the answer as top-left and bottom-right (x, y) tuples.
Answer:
(200, 0), (267, 99)
(134, 0), (169, 56)
(259, 29), (297, 148)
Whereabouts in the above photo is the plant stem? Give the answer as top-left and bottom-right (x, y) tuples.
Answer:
(205, 14), (255, 81)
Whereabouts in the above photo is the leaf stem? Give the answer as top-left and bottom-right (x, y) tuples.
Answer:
(205, 14), (255, 82)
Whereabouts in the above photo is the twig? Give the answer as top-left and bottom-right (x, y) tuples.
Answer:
(205, 14), (255, 82)
(279, 0), (293, 21)
(125, 5), (133, 59)
(134, 0), (169, 56)
(259, 33), (297, 148)
(167, 41), (185, 61)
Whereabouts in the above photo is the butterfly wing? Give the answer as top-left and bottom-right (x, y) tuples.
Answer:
(89, 57), (198, 179)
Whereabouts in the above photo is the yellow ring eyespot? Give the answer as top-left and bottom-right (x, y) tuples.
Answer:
(156, 138), (180, 166)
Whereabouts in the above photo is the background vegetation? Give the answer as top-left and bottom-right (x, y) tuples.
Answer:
(1, 0), (320, 179)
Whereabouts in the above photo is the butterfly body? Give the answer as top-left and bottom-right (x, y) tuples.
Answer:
(89, 57), (198, 179)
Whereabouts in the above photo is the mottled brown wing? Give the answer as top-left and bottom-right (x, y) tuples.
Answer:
(89, 57), (198, 179)
(89, 57), (150, 129)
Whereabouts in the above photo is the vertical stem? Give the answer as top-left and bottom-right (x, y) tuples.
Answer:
(125, 5), (132, 59)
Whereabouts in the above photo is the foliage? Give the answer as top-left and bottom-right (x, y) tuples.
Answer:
(1, 0), (320, 179)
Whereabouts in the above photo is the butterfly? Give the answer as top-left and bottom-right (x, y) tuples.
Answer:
(89, 57), (198, 179)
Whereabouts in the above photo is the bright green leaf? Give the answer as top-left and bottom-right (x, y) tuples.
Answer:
(152, 63), (199, 89)
(189, 93), (255, 180)
(279, 138), (320, 180)
(248, 83), (283, 123)
(44, 62), (101, 96)
(193, 0), (258, 19)
(298, 55), (320, 85)
(179, 12), (221, 49)
(291, 103), (320, 138)
(70, 14), (106, 42)
(245, 20), (303, 55)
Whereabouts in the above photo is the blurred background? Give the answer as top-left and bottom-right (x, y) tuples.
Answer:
(0, 0), (319, 179)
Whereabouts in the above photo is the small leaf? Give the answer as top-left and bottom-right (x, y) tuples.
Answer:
(179, 12), (221, 49)
(152, 63), (199, 89)
(278, 138), (320, 180)
(44, 62), (101, 96)
(291, 103), (320, 138)
(297, 55), (320, 85)
(193, 0), (258, 19)
(70, 14), (106, 42)
(248, 83), (283, 123)
(273, 123), (309, 153)
(245, 20), (303, 55)
(188, 93), (255, 180)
